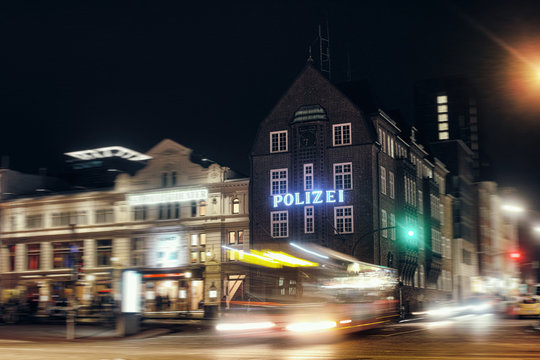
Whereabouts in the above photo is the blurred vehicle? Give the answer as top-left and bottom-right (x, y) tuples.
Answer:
(511, 297), (540, 318)
(461, 296), (494, 315)
(216, 243), (399, 339)
(424, 301), (460, 320)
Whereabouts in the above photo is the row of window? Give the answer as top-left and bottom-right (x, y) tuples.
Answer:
(379, 166), (395, 198)
(17, 198), (244, 230)
(270, 206), (353, 238)
(21, 209), (115, 230)
(270, 163), (353, 196)
(7, 240), (112, 271)
(269, 123), (352, 153)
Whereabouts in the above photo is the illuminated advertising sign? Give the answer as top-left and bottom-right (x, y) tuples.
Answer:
(127, 188), (208, 206)
(272, 190), (344, 208)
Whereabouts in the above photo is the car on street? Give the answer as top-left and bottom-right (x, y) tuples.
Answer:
(511, 297), (540, 318)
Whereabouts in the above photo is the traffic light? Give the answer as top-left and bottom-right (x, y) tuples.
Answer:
(509, 251), (521, 261)
(407, 229), (415, 237)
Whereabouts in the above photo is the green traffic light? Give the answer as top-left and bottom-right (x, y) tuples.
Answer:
(407, 230), (415, 237)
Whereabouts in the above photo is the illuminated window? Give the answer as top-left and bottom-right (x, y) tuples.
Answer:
(228, 231), (236, 244)
(200, 251), (206, 263)
(380, 166), (386, 195)
(270, 131), (288, 153)
(333, 123), (351, 146)
(271, 211), (288, 238)
(199, 200), (206, 216)
(27, 244), (40, 270)
(334, 206), (353, 234)
(304, 163), (313, 191)
(438, 123), (448, 131)
(270, 169), (288, 195)
(238, 231), (244, 244)
(53, 241), (83, 269)
(438, 132), (449, 140)
(437, 95), (447, 104)
(438, 113), (448, 122)
(200, 233), (206, 245)
(191, 251), (198, 263)
(304, 206), (314, 233)
(232, 198), (240, 214)
(437, 105), (448, 113)
(334, 163), (352, 190)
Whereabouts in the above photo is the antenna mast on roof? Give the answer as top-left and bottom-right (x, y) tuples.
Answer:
(318, 20), (331, 80)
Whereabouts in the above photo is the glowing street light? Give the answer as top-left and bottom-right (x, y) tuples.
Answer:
(501, 204), (525, 214)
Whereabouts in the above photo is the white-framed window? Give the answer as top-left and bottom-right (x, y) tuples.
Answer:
(334, 163), (352, 190)
(333, 123), (351, 146)
(418, 190), (423, 214)
(271, 211), (288, 238)
(270, 169), (288, 195)
(270, 130), (288, 153)
(389, 171), (394, 198)
(381, 209), (388, 238)
(389, 212), (396, 240)
(432, 228), (442, 254)
(304, 163), (314, 191)
(304, 206), (314, 233)
(232, 198), (240, 214)
(380, 166), (386, 195)
(334, 206), (353, 234)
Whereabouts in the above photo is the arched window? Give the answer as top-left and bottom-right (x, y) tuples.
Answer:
(232, 198), (240, 214)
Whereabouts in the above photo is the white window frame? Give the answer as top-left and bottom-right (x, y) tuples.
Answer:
(271, 211), (288, 238)
(380, 166), (386, 195)
(389, 212), (396, 240)
(334, 206), (353, 234)
(304, 206), (314, 234)
(389, 171), (394, 198)
(270, 130), (288, 153)
(332, 123), (351, 146)
(334, 162), (352, 190)
(303, 163), (314, 191)
(270, 168), (288, 195)
(381, 209), (387, 238)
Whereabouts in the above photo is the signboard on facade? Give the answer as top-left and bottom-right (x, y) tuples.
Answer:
(127, 188), (208, 206)
(154, 234), (184, 268)
(272, 190), (344, 208)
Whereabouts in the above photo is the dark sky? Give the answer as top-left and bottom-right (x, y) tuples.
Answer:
(2, 1), (540, 211)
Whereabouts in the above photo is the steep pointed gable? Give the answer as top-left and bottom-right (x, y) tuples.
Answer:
(252, 64), (377, 156)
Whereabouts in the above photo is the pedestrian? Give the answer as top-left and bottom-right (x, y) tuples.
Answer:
(155, 294), (162, 311)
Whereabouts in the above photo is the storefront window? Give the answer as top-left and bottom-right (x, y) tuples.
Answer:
(27, 244), (40, 270)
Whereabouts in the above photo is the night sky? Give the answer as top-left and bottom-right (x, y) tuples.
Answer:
(2, 1), (540, 211)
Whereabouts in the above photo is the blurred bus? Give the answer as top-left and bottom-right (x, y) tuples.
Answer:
(217, 243), (399, 338)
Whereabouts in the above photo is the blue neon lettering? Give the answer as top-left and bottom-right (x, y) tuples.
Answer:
(294, 192), (305, 205)
(313, 191), (323, 204)
(284, 194), (294, 206)
(338, 190), (344, 202)
(326, 190), (336, 203)
(273, 195), (283, 208)
(305, 192), (311, 204)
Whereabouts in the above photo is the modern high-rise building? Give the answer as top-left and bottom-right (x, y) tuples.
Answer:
(414, 77), (482, 180)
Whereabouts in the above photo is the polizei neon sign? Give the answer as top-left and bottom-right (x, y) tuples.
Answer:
(273, 190), (344, 208)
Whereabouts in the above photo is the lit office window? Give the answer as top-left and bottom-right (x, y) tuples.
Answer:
(437, 105), (448, 113)
(437, 95), (448, 104)
(439, 131), (449, 140)
(438, 123), (449, 131)
(438, 113), (448, 122)
(232, 198), (240, 214)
